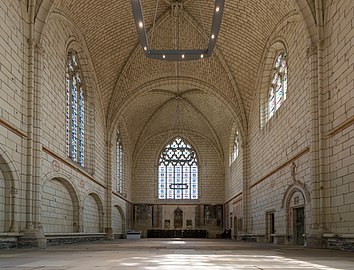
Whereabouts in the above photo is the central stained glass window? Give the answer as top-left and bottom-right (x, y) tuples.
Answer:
(158, 137), (198, 200)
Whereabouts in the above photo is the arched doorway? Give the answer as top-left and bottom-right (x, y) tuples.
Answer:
(283, 186), (308, 245)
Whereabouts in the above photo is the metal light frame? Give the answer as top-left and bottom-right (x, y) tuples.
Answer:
(131, 0), (225, 61)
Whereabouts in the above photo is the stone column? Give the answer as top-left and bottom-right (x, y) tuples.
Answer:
(105, 136), (114, 239)
(18, 38), (46, 248)
(307, 0), (328, 247)
(307, 40), (327, 247)
(242, 134), (250, 235)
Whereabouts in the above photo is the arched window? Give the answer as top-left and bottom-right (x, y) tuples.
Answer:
(232, 131), (240, 162)
(158, 137), (198, 200)
(116, 130), (123, 193)
(66, 51), (85, 167)
(268, 51), (287, 119)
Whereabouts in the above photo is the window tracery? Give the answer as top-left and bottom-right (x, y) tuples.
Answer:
(268, 51), (287, 119)
(66, 52), (85, 167)
(158, 137), (198, 200)
(116, 130), (123, 193)
(232, 131), (240, 162)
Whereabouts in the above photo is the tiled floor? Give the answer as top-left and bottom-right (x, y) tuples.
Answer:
(0, 239), (354, 269)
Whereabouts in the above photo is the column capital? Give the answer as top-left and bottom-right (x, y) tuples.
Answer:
(306, 43), (318, 58)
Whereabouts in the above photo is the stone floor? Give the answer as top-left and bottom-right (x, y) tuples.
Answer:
(0, 239), (354, 270)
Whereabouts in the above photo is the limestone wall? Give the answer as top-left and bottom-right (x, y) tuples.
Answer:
(246, 17), (312, 243)
(39, 13), (126, 235)
(324, 0), (354, 236)
(0, 0), (27, 233)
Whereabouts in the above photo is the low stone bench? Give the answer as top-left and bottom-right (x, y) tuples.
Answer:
(126, 231), (141, 239)
(45, 233), (106, 246)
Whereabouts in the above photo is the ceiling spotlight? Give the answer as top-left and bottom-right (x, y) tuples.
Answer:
(182, 54), (185, 59)
(163, 55), (166, 59)
(211, 34), (215, 39)
(200, 54), (204, 59)
(216, 7), (219, 12)
(139, 21), (143, 28)
(144, 46), (147, 51)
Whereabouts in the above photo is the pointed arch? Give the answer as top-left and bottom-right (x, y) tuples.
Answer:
(0, 146), (21, 232)
(282, 182), (311, 209)
(158, 137), (199, 200)
(83, 192), (104, 233)
(113, 204), (126, 236)
(41, 176), (80, 233)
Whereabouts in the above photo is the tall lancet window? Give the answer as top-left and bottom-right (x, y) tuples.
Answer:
(158, 137), (198, 200)
(66, 51), (85, 167)
(116, 130), (123, 193)
(232, 131), (240, 162)
(269, 51), (287, 119)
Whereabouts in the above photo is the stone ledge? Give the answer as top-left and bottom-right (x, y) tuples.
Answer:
(0, 233), (24, 249)
(322, 234), (354, 251)
(46, 233), (106, 246)
(0, 233), (24, 237)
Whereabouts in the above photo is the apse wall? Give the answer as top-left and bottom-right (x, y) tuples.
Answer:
(132, 132), (224, 236)
(132, 133), (224, 204)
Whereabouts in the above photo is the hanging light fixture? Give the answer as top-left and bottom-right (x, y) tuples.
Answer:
(131, 0), (225, 61)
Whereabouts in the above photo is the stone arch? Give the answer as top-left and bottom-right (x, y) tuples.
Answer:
(40, 12), (105, 174)
(259, 39), (288, 127)
(108, 77), (246, 159)
(293, 0), (319, 44)
(0, 146), (21, 232)
(82, 192), (104, 233)
(107, 9), (247, 133)
(113, 204), (126, 236)
(41, 176), (80, 233)
(282, 183), (310, 242)
(282, 182), (311, 209)
(34, 0), (56, 43)
(148, 130), (218, 171)
(44, 11), (105, 118)
(254, 12), (309, 128)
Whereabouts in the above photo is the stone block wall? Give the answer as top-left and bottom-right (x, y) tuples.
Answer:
(323, 0), (354, 240)
(246, 16), (312, 242)
(0, 0), (27, 234)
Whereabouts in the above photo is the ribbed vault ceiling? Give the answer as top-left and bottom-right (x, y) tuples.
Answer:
(52, 0), (299, 157)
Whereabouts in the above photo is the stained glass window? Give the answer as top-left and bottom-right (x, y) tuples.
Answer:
(232, 131), (240, 162)
(116, 130), (123, 193)
(269, 52), (287, 119)
(66, 52), (85, 167)
(158, 137), (198, 200)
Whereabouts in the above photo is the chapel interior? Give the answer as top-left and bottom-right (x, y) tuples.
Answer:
(0, 0), (353, 251)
